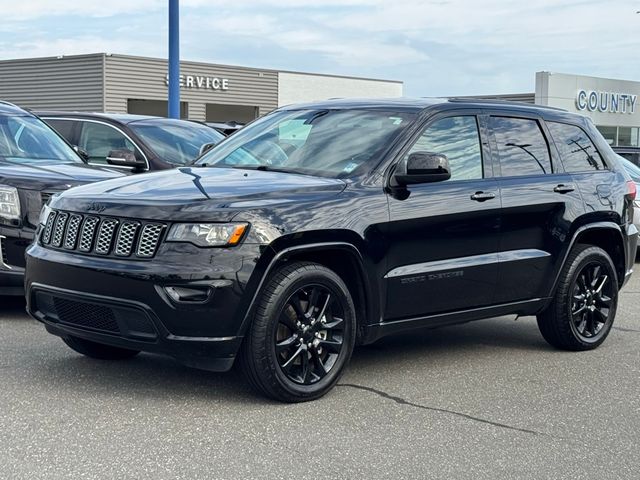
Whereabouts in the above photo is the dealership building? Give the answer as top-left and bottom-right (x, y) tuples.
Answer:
(0, 53), (403, 123)
(0, 55), (637, 147)
(475, 71), (640, 148)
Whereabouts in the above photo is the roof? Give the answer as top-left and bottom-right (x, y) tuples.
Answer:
(278, 97), (568, 115)
(34, 111), (160, 124)
(0, 100), (32, 116)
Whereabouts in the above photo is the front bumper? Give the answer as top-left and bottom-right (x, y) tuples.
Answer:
(0, 227), (34, 295)
(25, 242), (263, 371)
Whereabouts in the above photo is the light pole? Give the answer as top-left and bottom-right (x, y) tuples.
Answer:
(168, 0), (180, 119)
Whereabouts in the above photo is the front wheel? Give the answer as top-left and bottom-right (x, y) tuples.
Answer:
(537, 244), (618, 351)
(240, 262), (356, 402)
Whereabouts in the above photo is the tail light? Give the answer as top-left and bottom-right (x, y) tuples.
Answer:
(626, 180), (637, 201)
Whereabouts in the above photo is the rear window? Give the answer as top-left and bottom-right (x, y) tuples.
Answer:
(490, 116), (552, 176)
(547, 121), (606, 172)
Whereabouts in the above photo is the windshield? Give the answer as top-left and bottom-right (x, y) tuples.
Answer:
(195, 109), (415, 178)
(128, 120), (225, 166)
(0, 114), (81, 163)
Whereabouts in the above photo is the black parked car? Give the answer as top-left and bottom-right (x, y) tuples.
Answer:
(0, 101), (124, 295)
(38, 112), (225, 172)
(26, 98), (637, 402)
(613, 146), (640, 167)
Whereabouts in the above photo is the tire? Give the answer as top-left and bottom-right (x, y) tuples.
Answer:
(537, 244), (618, 351)
(239, 261), (356, 402)
(62, 335), (141, 360)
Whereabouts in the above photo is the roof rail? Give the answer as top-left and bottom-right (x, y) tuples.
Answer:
(447, 97), (567, 112)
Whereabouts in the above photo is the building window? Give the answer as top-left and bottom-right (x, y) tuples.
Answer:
(596, 126), (617, 146)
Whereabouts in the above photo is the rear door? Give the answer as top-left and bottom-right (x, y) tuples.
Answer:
(384, 111), (501, 320)
(488, 113), (584, 303)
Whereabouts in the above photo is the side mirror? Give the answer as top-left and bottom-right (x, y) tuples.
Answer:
(72, 145), (89, 162)
(106, 149), (146, 171)
(393, 151), (451, 186)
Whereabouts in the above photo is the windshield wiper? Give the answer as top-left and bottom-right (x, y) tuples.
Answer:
(231, 165), (295, 174)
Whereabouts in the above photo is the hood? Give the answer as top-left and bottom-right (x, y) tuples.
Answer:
(51, 167), (347, 221)
(0, 160), (125, 191)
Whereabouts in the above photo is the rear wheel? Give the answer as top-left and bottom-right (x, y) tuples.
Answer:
(537, 244), (618, 350)
(62, 335), (140, 360)
(240, 262), (356, 402)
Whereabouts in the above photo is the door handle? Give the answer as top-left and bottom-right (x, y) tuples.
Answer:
(470, 191), (496, 202)
(553, 183), (576, 194)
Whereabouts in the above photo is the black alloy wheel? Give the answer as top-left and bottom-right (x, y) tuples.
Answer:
(240, 262), (356, 402)
(537, 244), (618, 351)
(569, 261), (614, 342)
(275, 284), (345, 385)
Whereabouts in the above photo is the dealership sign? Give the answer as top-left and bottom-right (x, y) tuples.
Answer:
(164, 74), (229, 91)
(576, 90), (637, 114)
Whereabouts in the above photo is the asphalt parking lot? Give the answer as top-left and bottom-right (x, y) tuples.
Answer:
(1, 273), (639, 480)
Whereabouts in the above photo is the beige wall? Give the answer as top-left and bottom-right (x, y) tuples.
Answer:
(536, 71), (640, 128)
(277, 71), (403, 107)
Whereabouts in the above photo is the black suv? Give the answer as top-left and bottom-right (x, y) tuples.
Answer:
(26, 98), (638, 402)
(0, 101), (124, 295)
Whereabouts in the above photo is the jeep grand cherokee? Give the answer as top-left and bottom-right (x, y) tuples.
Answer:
(25, 98), (638, 402)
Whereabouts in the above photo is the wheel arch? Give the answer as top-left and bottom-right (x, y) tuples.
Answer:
(237, 242), (375, 344)
(552, 222), (626, 295)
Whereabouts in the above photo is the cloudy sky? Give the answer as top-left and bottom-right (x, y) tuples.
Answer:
(0, 0), (638, 97)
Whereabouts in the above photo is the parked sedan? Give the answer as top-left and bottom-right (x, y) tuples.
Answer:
(0, 101), (125, 295)
(38, 112), (225, 172)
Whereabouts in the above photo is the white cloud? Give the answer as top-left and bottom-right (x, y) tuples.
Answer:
(0, 0), (638, 95)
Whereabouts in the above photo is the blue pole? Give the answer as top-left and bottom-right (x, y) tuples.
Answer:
(168, 0), (180, 118)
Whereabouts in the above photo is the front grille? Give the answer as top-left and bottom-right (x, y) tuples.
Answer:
(51, 212), (68, 247)
(63, 214), (82, 250)
(41, 210), (165, 259)
(95, 219), (118, 255)
(115, 222), (139, 257)
(53, 297), (120, 333)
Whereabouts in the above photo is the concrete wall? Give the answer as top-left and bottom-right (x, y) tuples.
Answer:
(0, 54), (104, 111)
(278, 71), (403, 107)
(536, 71), (640, 128)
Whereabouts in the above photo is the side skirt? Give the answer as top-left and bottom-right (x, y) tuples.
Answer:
(363, 298), (550, 343)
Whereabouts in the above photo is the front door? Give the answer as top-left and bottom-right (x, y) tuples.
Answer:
(384, 112), (501, 321)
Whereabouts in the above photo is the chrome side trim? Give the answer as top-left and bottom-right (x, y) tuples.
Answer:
(0, 235), (12, 270)
(384, 249), (550, 279)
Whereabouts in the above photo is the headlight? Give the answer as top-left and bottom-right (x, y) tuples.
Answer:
(166, 223), (248, 247)
(0, 185), (20, 222)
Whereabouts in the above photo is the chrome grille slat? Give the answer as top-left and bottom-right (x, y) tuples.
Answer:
(51, 213), (68, 247)
(41, 210), (164, 259)
(79, 217), (100, 252)
(115, 222), (139, 257)
(63, 214), (82, 250)
(137, 224), (163, 258)
(95, 219), (119, 255)
(42, 211), (57, 244)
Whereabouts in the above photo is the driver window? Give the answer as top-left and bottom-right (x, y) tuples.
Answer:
(78, 122), (139, 165)
(407, 116), (483, 181)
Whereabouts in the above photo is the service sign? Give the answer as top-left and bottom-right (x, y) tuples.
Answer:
(164, 74), (229, 91)
(576, 90), (637, 114)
